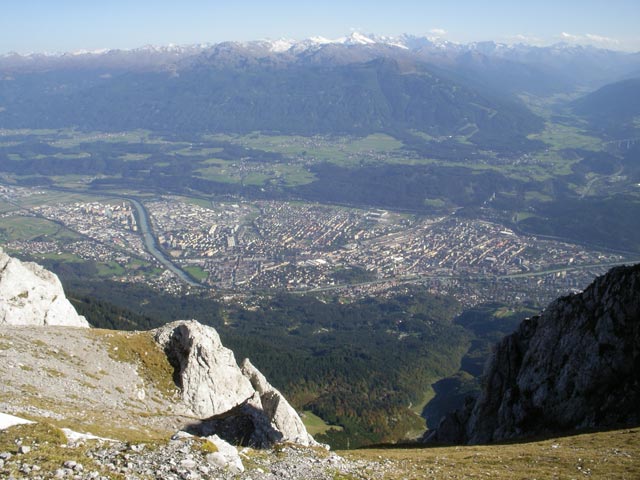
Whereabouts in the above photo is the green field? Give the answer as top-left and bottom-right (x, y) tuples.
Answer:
(6, 191), (107, 209)
(96, 261), (126, 277)
(0, 199), (17, 213)
(528, 122), (603, 151)
(225, 132), (405, 168)
(0, 124), (610, 195)
(301, 411), (344, 436)
(183, 265), (208, 282)
(0, 216), (62, 241)
(119, 153), (152, 161)
(195, 158), (316, 187)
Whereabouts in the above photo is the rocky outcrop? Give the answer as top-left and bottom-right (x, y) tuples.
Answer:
(154, 320), (318, 447)
(241, 359), (317, 446)
(154, 320), (255, 418)
(202, 434), (245, 474)
(426, 263), (640, 444)
(0, 248), (89, 327)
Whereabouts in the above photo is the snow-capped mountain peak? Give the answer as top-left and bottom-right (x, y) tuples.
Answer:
(339, 32), (377, 45)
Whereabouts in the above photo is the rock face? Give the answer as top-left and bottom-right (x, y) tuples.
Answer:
(154, 320), (318, 447)
(0, 248), (89, 327)
(0, 248), (315, 449)
(426, 263), (640, 444)
(241, 359), (317, 446)
(154, 320), (255, 418)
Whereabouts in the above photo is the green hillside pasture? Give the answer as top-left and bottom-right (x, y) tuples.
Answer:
(228, 133), (404, 167)
(346, 428), (640, 480)
(195, 158), (316, 187)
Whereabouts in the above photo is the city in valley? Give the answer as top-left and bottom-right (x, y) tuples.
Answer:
(1, 183), (633, 307)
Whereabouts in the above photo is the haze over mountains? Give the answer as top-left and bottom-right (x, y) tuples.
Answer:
(1, 33), (639, 146)
(3, 33), (639, 90)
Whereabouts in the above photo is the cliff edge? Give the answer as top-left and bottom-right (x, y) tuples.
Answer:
(426, 263), (640, 444)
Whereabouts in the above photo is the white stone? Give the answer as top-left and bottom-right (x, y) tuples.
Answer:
(154, 320), (255, 418)
(241, 358), (318, 446)
(0, 248), (89, 327)
(154, 320), (318, 448)
(205, 435), (244, 473)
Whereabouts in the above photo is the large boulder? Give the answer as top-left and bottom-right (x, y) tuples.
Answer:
(154, 320), (255, 418)
(242, 359), (318, 446)
(0, 248), (89, 327)
(154, 320), (318, 448)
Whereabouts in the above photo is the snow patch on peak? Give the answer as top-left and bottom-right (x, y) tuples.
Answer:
(267, 38), (296, 53)
(71, 48), (110, 56)
(339, 32), (377, 45)
(307, 36), (333, 45)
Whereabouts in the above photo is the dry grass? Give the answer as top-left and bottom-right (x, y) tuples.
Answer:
(10, 393), (171, 444)
(343, 428), (640, 479)
(90, 329), (177, 398)
(195, 437), (219, 454)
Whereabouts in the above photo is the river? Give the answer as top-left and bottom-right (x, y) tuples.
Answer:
(127, 198), (203, 288)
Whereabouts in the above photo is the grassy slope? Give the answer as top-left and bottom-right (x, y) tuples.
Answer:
(344, 428), (640, 479)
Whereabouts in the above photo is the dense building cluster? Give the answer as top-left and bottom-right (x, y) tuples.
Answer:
(0, 185), (631, 305)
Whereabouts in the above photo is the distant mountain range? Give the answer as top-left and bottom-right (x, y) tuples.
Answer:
(3, 32), (638, 91)
(1, 33), (639, 146)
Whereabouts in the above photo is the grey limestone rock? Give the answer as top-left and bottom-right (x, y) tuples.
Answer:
(0, 248), (89, 327)
(204, 434), (244, 474)
(154, 320), (318, 448)
(427, 263), (640, 444)
(241, 359), (318, 446)
(153, 320), (255, 418)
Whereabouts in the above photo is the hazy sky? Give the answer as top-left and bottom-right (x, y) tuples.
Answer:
(1, 0), (639, 54)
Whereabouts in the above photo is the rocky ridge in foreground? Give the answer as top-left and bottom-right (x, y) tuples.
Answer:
(426, 263), (640, 444)
(0, 418), (380, 480)
(154, 320), (319, 447)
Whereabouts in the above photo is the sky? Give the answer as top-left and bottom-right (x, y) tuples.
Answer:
(1, 0), (639, 54)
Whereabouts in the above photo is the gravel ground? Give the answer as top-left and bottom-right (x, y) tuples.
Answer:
(0, 427), (385, 479)
(0, 326), (193, 437)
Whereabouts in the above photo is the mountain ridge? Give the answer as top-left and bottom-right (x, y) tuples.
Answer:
(0, 50), (544, 146)
(572, 77), (640, 138)
(3, 33), (638, 93)
(3, 33), (637, 60)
